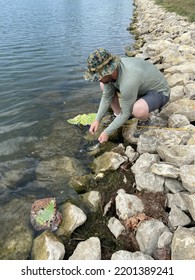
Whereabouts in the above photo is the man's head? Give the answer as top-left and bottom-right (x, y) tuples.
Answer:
(83, 48), (120, 82)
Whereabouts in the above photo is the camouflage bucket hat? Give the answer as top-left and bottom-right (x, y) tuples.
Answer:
(83, 48), (121, 82)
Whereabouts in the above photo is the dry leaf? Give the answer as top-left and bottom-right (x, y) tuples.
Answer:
(124, 212), (151, 231)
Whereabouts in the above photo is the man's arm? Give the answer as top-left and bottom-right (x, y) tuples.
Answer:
(95, 84), (116, 122)
(104, 89), (138, 135)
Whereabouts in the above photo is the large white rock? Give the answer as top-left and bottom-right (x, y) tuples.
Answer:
(69, 237), (101, 260)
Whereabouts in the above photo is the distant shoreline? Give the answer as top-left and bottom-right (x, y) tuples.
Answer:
(154, 0), (195, 22)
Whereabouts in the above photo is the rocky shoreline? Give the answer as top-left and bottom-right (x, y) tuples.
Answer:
(1, 0), (195, 260)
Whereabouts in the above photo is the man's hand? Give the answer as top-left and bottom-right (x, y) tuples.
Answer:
(89, 120), (100, 135)
(98, 131), (109, 143)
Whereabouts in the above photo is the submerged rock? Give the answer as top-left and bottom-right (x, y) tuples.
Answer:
(90, 151), (127, 174)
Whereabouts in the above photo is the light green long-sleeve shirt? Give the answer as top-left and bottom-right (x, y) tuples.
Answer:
(96, 57), (170, 135)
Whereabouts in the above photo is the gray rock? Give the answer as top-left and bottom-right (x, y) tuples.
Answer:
(171, 227), (195, 259)
(111, 250), (154, 260)
(168, 205), (191, 229)
(158, 231), (173, 249)
(169, 86), (185, 102)
(150, 162), (180, 179)
(136, 219), (169, 255)
(90, 151), (127, 174)
(125, 145), (139, 162)
(131, 153), (159, 175)
(138, 129), (190, 154)
(31, 231), (65, 260)
(164, 178), (185, 193)
(180, 165), (195, 193)
(115, 189), (144, 220)
(188, 194), (195, 221)
(168, 114), (190, 128)
(160, 99), (195, 121)
(135, 172), (165, 192)
(69, 237), (101, 260)
(184, 83), (195, 99)
(81, 191), (101, 211)
(107, 217), (125, 238)
(166, 192), (189, 211)
(157, 145), (195, 167)
(56, 202), (87, 238)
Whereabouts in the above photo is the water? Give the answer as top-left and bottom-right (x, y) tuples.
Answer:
(0, 0), (134, 255)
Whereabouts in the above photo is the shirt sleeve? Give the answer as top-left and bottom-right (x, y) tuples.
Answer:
(95, 83), (116, 122)
(104, 86), (138, 135)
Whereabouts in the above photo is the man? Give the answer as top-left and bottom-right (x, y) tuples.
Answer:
(84, 48), (170, 143)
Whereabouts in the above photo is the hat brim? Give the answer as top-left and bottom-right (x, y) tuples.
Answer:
(83, 55), (121, 82)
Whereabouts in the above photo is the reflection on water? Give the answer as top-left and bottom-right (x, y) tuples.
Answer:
(0, 0), (134, 258)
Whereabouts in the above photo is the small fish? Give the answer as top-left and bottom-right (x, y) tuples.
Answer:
(87, 140), (100, 151)
(80, 140), (100, 153)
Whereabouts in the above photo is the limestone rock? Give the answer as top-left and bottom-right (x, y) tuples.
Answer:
(56, 202), (87, 238)
(157, 145), (195, 167)
(136, 218), (169, 256)
(131, 153), (159, 175)
(180, 165), (195, 193)
(68, 237), (101, 260)
(111, 250), (154, 260)
(90, 151), (127, 174)
(188, 194), (195, 221)
(135, 172), (165, 192)
(164, 178), (185, 193)
(151, 162), (180, 179)
(166, 192), (189, 212)
(169, 86), (184, 102)
(160, 99), (195, 121)
(115, 189), (144, 220)
(168, 205), (191, 229)
(137, 129), (191, 154)
(168, 114), (190, 128)
(107, 217), (125, 238)
(171, 227), (195, 259)
(31, 231), (65, 260)
(158, 231), (173, 249)
(81, 191), (101, 211)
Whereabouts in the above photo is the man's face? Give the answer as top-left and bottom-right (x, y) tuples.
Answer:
(99, 75), (115, 84)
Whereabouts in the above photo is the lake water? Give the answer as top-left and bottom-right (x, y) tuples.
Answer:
(0, 0), (134, 255)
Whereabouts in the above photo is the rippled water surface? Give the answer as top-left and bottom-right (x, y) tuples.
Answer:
(0, 0), (134, 251)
